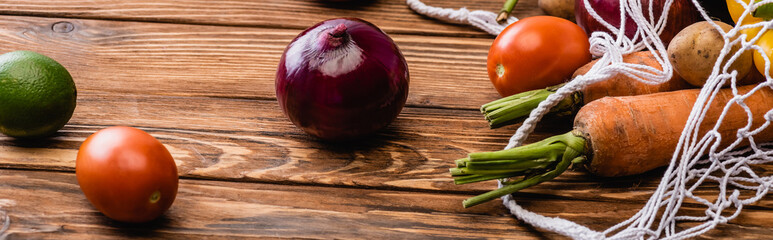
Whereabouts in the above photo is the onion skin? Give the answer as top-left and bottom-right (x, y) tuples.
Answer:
(276, 18), (409, 141)
(575, 0), (699, 46)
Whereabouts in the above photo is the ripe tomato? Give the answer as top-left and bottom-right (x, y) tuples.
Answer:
(76, 126), (178, 223)
(487, 16), (591, 97)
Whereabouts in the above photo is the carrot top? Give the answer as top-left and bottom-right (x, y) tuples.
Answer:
(480, 85), (581, 128)
(450, 131), (587, 208)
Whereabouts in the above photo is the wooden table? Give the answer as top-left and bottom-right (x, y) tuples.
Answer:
(0, 0), (769, 239)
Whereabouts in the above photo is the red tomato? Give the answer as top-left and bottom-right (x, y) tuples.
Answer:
(76, 126), (178, 223)
(488, 16), (591, 97)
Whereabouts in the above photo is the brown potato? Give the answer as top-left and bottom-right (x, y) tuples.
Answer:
(539, 0), (574, 21)
(667, 21), (752, 87)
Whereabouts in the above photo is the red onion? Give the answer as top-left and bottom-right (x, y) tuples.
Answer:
(275, 18), (409, 141)
(575, 0), (699, 45)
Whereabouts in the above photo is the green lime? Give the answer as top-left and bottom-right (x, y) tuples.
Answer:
(0, 51), (77, 138)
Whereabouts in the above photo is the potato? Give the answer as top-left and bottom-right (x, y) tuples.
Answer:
(539, 0), (574, 21)
(667, 21), (752, 87)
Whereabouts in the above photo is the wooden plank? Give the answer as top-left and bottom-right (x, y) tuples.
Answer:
(0, 15), (500, 110)
(0, 3), (768, 238)
(1, 91), (771, 214)
(0, 91), (566, 193)
(0, 169), (550, 239)
(0, 169), (769, 239)
(0, 0), (545, 38)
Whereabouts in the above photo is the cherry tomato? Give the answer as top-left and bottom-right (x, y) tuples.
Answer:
(76, 126), (178, 223)
(487, 16), (591, 97)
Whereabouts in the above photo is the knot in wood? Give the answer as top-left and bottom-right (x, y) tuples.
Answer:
(52, 21), (74, 33)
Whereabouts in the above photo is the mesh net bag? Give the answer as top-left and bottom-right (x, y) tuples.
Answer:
(408, 0), (772, 239)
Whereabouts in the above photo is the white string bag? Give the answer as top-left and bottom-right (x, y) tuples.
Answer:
(406, 0), (519, 35)
(408, 0), (773, 239)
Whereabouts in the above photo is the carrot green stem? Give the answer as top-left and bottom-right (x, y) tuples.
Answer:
(452, 131), (588, 208)
(481, 85), (582, 128)
(753, 1), (773, 20)
(453, 173), (520, 185)
(496, 0), (520, 23)
(465, 158), (553, 170)
(455, 158), (469, 167)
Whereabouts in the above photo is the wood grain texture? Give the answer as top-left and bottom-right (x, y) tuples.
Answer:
(0, 169), (547, 239)
(0, 91), (569, 193)
(0, 0), (544, 38)
(0, 15), (500, 110)
(0, 1), (769, 238)
(0, 169), (769, 239)
(0, 91), (770, 217)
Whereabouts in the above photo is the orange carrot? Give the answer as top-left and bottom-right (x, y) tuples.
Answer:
(455, 84), (773, 207)
(577, 84), (773, 176)
(572, 51), (692, 103)
(482, 51), (692, 128)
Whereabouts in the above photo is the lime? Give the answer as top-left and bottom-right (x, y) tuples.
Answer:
(0, 51), (77, 138)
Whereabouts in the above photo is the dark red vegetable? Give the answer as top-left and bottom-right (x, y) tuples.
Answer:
(575, 0), (699, 45)
(275, 18), (409, 140)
